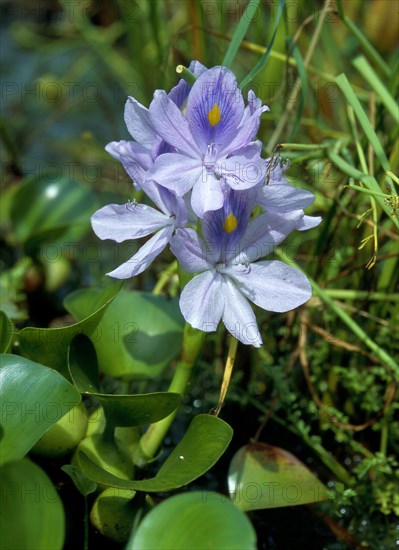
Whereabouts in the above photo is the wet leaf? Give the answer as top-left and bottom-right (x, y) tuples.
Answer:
(127, 491), (256, 550)
(64, 289), (184, 379)
(0, 459), (65, 550)
(0, 354), (81, 465)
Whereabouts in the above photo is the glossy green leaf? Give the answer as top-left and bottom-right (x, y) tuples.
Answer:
(0, 310), (13, 353)
(73, 413), (164, 484)
(67, 333), (181, 427)
(0, 354), (81, 465)
(17, 281), (123, 376)
(127, 491), (257, 550)
(68, 333), (100, 392)
(64, 287), (118, 321)
(90, 488), (152, 543)
(0, 458), (65, 550)
(64, 288), (184, 379)
(71, 406), (140, 485)
(31, 402), (88, 458)
(95, 392), (182, 429)
(10, 175), (97, 245)
(115, 426), (141, 457)
(76, 433), (134, 481)
(61, 464), (97, 496)
(228, 443), (330, 511)
(78, 414), (233, 492)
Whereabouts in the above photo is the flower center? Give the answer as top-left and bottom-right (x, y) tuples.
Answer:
(223, 213), (238, 233)
(208, 104), (221, 126)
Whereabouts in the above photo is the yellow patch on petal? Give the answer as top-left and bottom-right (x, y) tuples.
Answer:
(208, 104), (221, 126)
(224, 213), (238, 233)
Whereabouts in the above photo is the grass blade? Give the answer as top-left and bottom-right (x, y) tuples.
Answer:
(286, 38), (308, 140)
(240, 0), (285, 89)
(353, 56), (399, 123)
(222, 0), (262, 68)
(335, 73), (391, 172)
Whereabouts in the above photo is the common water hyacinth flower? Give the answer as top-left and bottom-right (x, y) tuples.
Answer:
(91, 180), (188, 278)
(92, 62), (320, 346)
(148, 66), (269, 217)
(170, 189), (312, 347)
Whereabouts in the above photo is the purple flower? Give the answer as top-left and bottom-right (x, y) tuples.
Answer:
(170, 189), (312, 347)
(93, 62), (320, 325)
(91, 180), (187, 278)
(148, 66), (269, 217)
(106, 61), (207, 189)
(91, 61), (208, 279)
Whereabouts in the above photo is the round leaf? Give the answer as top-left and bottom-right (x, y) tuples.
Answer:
(127, 491), (257, 550)
(64, 289), (184, 379)
(0, 459), (65, 550)
(228, 443), (330, 511)
(0, 354), (81, 465)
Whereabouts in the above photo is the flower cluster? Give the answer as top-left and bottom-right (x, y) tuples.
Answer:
(91, 62), (321, 346)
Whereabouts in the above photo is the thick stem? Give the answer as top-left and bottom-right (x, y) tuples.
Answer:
(379, 417), (389, 456)
(152, 261), (177, 295)
(138, 324), (203, 462)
